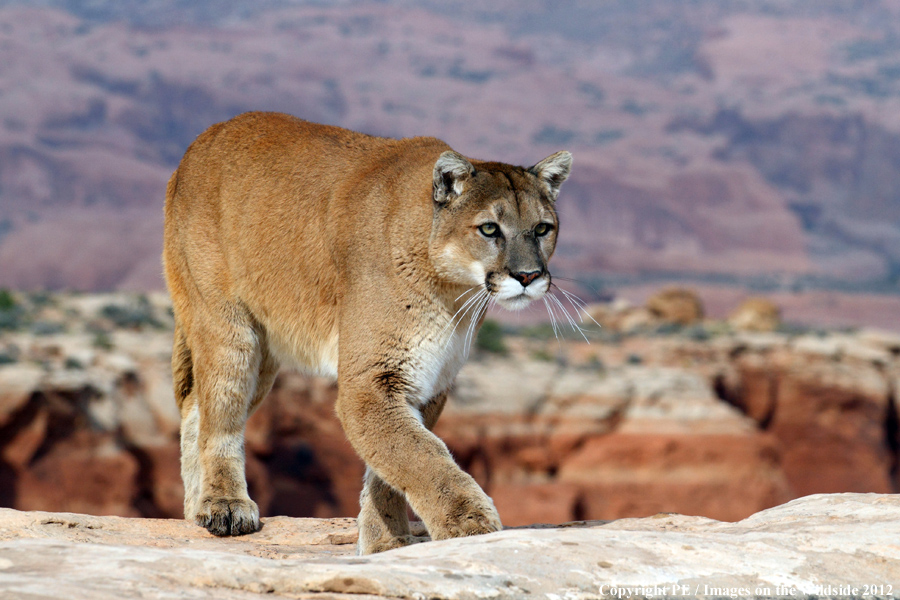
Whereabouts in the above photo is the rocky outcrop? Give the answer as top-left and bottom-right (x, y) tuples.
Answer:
(729, 296), (782, 332)
(0, 337), (791, 525)
(586, 289), (706, 333)
(645, 287), (705, 326)
(0, 494), (897, 599)
(709, 332), (899, 496)
(439, 357), (791, 524)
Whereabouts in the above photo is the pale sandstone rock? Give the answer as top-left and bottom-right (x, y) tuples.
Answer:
(790, 333), (893, 365)
(450, 356), (560, 414)
(585, 300), (661, 333)
(583, 301), (616, 329)
(616, 306), (659, 332)
(857, 328), (900, 353)
(728, 296), (781, 332)
(0, 363), (43, 427)
(791, 334), (843, 359)
(440, 361), (786, 524)
(731, 331), (788, 352)
(645, 287), (704, 325)
(619, 366), (751, 431)
(541, 368), (630, 423)
(0, 494), (897, 599)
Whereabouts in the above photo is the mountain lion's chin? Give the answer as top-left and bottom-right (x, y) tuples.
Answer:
(496, 293), (539, 311)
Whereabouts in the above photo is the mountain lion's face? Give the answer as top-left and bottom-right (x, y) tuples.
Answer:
(430, 150), (571, 311)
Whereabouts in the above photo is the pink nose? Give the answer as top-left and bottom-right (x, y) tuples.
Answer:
(512, 270), (542, 287)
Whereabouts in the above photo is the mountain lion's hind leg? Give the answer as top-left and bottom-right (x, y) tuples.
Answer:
(180, 391), (202, 521)
(355, 392), (450, 554)
(356, 468), (418, 555)
(191, 303), (262, 536)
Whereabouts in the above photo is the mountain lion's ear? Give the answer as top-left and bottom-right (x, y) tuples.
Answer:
(528, 151), (572, 200)
(433, 151), (475, 206)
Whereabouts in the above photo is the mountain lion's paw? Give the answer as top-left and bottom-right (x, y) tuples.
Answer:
(358, 533), (430, 555)
(195, 496), (260, 536)
(433, 493), (502, 540)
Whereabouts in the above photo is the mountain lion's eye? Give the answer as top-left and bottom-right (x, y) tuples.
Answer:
(478, 223), (501, 237)
(534, 223), (553, 236)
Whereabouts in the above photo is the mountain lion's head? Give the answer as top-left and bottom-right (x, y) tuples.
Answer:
(430, 149), (572, 311)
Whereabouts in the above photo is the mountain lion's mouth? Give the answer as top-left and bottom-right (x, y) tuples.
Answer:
(496, 290), (541, 311)
(497, 288), (544, 310)
(485, 273), (550, 311)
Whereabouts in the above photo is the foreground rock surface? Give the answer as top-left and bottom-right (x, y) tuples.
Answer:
(0, 494), (897, 599)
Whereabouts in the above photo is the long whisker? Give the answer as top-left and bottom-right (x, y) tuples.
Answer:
(561, 294), (601, 329)
(552, 283), (587, 313)
(551, 276), (605, 297)
(464, 292), (492, 356)
(455, 289), (488, 329)
(461, 294), (481, 356)
(552, 283), (602, 329)
(440, 286), (486, 340)
(542, 296), (561, 342)
(549, 292), (589, 343)
(455, 285), (480, 302)
(558, 290), (589, 319)
(548, 291), (578, 329)
(457, 289), (487, 320)
(440, 291), (487, 352)
(463, 298), (479, 354)
(550, 293), (582, 332)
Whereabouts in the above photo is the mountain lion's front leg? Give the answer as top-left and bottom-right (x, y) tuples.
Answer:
(355, 392), (451, 554)
(338, 373), (501, 554)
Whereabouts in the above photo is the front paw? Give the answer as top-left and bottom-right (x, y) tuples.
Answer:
(195, 496), (260, 536)
(433, 491), (502, 540)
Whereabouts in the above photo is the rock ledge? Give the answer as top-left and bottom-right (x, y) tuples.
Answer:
(0, 493), (897, 599)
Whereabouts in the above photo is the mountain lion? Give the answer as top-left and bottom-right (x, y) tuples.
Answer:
(163, 111), (572, 554)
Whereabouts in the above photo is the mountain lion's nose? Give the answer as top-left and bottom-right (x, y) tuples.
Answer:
(511, 270), (542, 287)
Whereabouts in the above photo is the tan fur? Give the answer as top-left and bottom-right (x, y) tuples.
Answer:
(163, 112), (571, 553)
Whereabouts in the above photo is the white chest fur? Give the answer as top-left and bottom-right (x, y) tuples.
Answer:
(407, 327), (470, 410)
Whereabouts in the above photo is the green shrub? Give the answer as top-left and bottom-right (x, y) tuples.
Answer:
(64, 357), (84, 370)
(531, 348), (554, 362)
(31, 321), (65, 336)
(519, 323), (558, 340)
(0, 289), (26, 331)
(0, 289), (15, 311)
(476, 319), (508, 355)
(28, 291), (55, 307)
(92, 331), (114, 350)
(100, 296), (162, 329)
